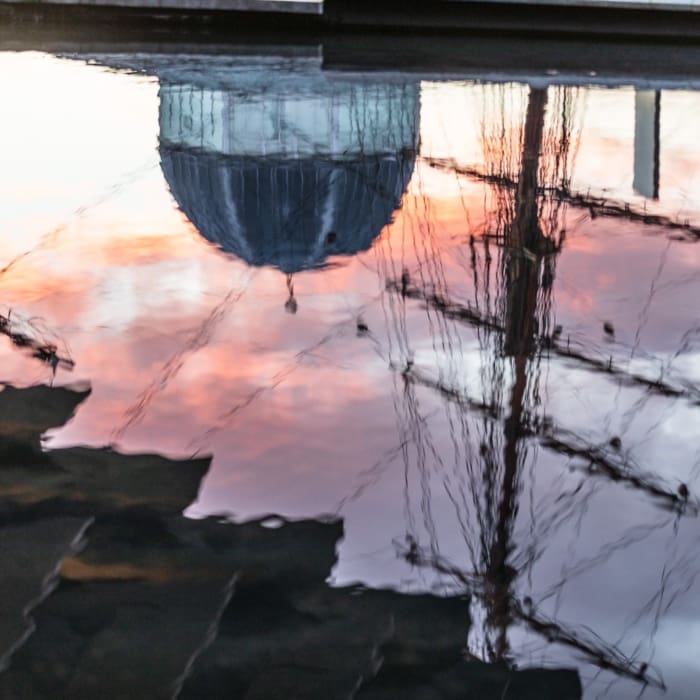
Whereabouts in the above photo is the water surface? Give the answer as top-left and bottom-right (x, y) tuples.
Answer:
(2, 49), (700, 699)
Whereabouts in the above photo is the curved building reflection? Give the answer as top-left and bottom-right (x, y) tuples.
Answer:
(157, 54), (419, 274)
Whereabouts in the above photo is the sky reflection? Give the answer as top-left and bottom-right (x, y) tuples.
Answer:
(2, 50), (700, 699)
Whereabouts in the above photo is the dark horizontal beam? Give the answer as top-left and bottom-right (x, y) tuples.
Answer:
(325, 0), (700, 41)
(6, 0), (700, 44)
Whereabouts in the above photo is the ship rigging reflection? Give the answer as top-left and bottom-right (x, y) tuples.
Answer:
(378, 84), (698, 695)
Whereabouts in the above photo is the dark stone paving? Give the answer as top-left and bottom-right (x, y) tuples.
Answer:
(0, 383), (581, 699)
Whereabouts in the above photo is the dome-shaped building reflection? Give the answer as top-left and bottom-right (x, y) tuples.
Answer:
(157, 54), (419, 274)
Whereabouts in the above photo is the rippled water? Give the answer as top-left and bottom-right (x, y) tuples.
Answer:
(2, 48), (700, 699)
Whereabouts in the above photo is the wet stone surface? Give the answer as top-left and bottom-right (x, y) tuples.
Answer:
(1, 44), (699, 698)
(0, 384), (578, 699)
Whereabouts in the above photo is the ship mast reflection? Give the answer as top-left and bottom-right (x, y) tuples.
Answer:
(381, 83), (694, 693)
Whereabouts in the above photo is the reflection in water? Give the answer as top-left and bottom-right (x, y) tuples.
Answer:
(381, 82), (697, 695)
(633, 90), (661, 201)
(2, 48), (700, 699)
(158, 55), (418, 280)
(156, 57), (417, 316)
(0, 382), (580, 699)
(0, 310), (74, 376)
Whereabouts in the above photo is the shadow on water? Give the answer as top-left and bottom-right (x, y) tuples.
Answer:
(1, 38), (700, 699)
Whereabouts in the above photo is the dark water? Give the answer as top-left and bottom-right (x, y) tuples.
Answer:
(1, 46), (700, 699)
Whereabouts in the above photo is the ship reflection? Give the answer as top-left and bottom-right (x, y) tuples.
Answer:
(382, 83), (696, 694)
